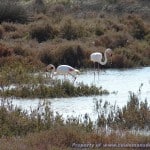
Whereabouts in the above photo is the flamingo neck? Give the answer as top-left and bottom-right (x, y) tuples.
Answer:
(51, 65), (57, 77)
(100, 50), (108, 65)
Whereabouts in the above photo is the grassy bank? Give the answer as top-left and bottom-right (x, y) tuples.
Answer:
(0, 80), (108, 98)
(0, 92), (150, 149)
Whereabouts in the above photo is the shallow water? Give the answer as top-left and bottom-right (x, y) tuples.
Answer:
(12, 67), (150, 120)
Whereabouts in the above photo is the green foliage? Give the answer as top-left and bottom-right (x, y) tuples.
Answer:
(0, 100), (54, 137)
(60, 18), (87, 40)
(0, 98), (91, 138)
(0, 62), (35, 86)
(95, 26), (104, 36)
(0, 0), (28, 23)
(94, 92), (150, 130)
(0, 79), (108, 98)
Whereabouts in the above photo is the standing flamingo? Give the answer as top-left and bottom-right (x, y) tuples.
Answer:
(90, 48), (112, 77)
(46, 64), (80, 82)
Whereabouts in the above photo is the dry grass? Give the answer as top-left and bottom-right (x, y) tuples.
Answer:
(0, 94), (149, 149)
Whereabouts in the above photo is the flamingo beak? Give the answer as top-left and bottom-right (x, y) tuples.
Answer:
(109, 53), (113, 57)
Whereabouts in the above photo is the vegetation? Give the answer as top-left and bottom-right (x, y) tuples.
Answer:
(0, 80), (108, 98)
(0, 92), (149, 149)
(0, 61), (108, 98)
(0, 0), (150, 149)
(0, 0), (149, 70)
(94, 93), (150, 130)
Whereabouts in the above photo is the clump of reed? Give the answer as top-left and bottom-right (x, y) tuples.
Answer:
(94, 92), (150, 130)
(0, 98), (92, 138)
(0, 58), (108, 98)
(0, 92), (149, 149)
(0, 80), (108, 98)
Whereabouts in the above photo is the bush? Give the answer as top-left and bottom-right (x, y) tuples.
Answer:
(32, 0), (46, 14)
(1, 22), (17, 32)
(0, 25), (4, 39)
(0, 44), (13, 57)
(38, 48), (55, 65)
(125, 15), (148, 40)
(60, 18), (86, 40)
(0, 0), (28, 23)
(94, 32), (130, 49)
(29, 22), (58, 42)
(56, 44), (85, 67)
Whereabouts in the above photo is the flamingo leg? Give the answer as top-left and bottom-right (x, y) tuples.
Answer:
(98, 63), (100, 80)
(93, 62), (95, 81)
(64, 75), (66, 80)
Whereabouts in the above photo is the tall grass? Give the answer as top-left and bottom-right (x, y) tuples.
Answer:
(0, 92), (149, 149)
(94, 92), (150, 130)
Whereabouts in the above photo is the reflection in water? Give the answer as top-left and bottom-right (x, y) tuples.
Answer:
(11, 67), (150, 120)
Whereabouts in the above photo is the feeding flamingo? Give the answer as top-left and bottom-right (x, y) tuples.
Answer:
(90, 48), (113, 77)
(46, 64), (80, 82)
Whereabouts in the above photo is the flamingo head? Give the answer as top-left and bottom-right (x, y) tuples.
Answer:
(75, 69), (80, 75)
(46, 64), (55, 72)
(106, 48), (113, 57)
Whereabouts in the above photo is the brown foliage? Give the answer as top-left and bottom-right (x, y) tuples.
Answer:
(0, 44), (13, 57)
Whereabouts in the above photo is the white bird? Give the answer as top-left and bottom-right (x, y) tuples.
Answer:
(90, 48), (113, 77)
(90, 48), (112, 66)
(46, 64), (80, 82)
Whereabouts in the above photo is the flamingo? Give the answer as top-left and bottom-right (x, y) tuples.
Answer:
(90, 48), (113, 77)
(46, 64), (80, 82)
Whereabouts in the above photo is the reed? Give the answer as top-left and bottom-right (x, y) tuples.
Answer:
(0, 92), (149, 149)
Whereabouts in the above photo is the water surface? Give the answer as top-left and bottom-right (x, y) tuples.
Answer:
(12, 67), (150, 120)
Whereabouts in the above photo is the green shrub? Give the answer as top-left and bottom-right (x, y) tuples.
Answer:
(95, 92), (150, 130)
(60, 18), (86, 40)
(0, 78), (108, 98)
(95, 25), (104, 36)
(0, 0), (28, 23)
